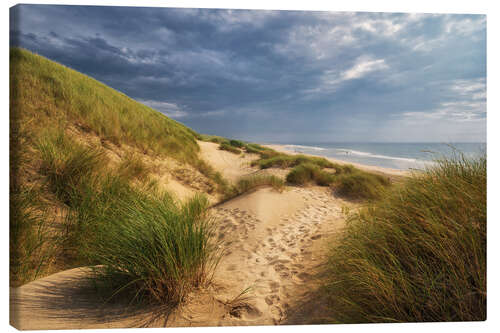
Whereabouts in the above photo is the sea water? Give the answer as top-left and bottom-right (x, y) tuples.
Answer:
(276, 142), (486, 170)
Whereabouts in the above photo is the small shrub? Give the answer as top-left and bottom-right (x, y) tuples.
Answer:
(245, 143), (270, 154)
(333, 171), (390, 200)
(286, 163), (319, 185)
(286, 163), (335, 186)
(245, 145), (261, 154)
(229, 139), (245, 148)
(219, 143), (241, 154)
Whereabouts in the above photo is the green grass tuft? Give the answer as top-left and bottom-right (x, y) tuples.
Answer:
(35, 128), (105, 204)
(333, 171), (390, 200)
(80, 189), (220, 305)
(229, 139), (245, 148)
(10, 187), (53, 286)
(117, 152), (152, 182)
(323, 154), (486, 323)
(286, 163), (335, 186)
(219, 143), (241, 154)
(227, 174), (285, 199)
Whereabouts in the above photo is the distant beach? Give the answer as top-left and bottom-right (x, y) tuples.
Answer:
(264, 144), (409, 177)
(263, 142), (485, 172)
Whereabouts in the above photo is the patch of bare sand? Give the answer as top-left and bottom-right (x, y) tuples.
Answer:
(197, 140), (260, 182)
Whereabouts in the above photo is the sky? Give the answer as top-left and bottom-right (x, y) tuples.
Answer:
(10, 5), (486, 143)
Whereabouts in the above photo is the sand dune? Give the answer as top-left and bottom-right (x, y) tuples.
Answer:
(10, 140), (354, 328)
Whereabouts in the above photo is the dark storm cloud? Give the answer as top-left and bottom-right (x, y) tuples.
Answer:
(10, 5), (486, 142)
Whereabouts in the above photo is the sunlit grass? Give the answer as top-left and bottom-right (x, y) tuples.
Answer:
(323, 154), (486, 322)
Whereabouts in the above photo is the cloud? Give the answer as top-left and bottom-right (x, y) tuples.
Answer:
(303, 56), (388, 95)
(10, 6), (486, 142)
(399, 78), (486, 123)
(342, 57), (388, 80)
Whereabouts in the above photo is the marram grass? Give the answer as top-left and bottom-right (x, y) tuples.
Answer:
(81, 189), (220, 305)
(324, 154), (486, 323)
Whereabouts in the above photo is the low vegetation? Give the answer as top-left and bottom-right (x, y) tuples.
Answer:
(80, 187), (219, 305)
(285, 160), (390, 200)
(223, 174), (285, 201)
(219, 142), (241, 154)
(10, 188), (53, 285)
(324, 154), (486, 322)
(286, 163), (335, 186)
(117, 152), (152, 181)
(35, 128), (105, 204)
(229, 139), (245, 148)
(333, 170), (390, 200)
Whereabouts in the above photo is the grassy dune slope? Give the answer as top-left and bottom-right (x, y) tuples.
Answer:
(10, 48), (221, 293)
(324, 154), (486, 322)
(10, 47), (200, 161)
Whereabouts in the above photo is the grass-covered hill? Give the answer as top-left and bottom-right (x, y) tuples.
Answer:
(9, 47), (226, 292)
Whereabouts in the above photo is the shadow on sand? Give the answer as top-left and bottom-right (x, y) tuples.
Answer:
(10, 267), (176, 329)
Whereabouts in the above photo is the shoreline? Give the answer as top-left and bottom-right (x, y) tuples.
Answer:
(263, 144), (410, 177)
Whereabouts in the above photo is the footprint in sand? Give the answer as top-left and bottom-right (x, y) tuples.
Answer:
(265, 294), (280, 305)
(270, 305), (283, 323)
(269, 281), (280, 293)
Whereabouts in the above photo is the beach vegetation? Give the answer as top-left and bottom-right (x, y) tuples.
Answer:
(285, 159), (390, 200)
(224, 174), (285, 200)
(286, 163), (335, 186)
(332, 171), (390, 200)
(323, 154), (486, 322)
(219, 142), (241, 154)
(229, 139), (245, 148)
(76, 183), (220, 305)
(117, 151), (152, 182)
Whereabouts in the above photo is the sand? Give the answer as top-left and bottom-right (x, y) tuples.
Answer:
(10, 140), (365, 329)
(197, 141), (261, 182)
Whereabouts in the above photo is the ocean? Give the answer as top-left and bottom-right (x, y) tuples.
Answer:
(275, 142), (486, 170)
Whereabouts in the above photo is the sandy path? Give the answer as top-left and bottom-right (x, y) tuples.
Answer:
(206, 186), (348, 325)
